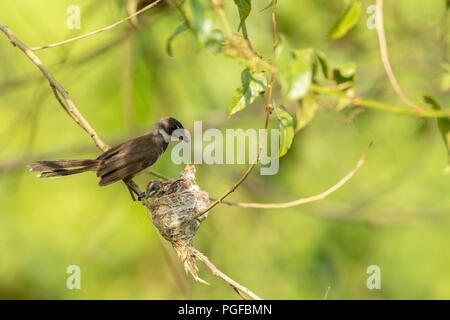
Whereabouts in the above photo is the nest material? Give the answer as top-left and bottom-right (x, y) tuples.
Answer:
(147, 165), (209, 283)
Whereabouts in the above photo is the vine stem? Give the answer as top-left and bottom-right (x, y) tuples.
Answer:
(30, 0), (163, 51)
(0, 23), (109, 151)
(309, 84), (450, 118)
(194, 249), (262, 300)
(376, 0), (415, 107)
(217, 142), (372, 209)
(211, 0), (233, 38)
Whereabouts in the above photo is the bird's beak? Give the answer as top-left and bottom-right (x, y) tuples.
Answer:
(175, 128), (190, 143)
(181, 133), (190, 143)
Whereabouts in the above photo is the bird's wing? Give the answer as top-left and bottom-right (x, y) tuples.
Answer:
(96, 133), (156, 161)
(97, 134), (166, 186)
(98, 155), (153, 186)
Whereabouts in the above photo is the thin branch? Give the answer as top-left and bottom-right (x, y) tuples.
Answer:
(194, 249), (262, 300)
(267, 10), (277, 113)
(0, 23), (109, 151)
(233, 287), (247, 300)
(211, 0), (233, 38)
(271, 10), (277, 52)
(376, 0), (416, 107)
(218, 142), (372, 209)
(30, 0), (163, 51)
(0, 27), (133, 93)
(310, 84), (450, 118)
(149, 170), (172, 181)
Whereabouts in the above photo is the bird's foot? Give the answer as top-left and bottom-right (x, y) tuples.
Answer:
(137, 192), (146, 201)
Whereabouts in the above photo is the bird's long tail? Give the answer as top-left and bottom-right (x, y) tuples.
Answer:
(28, 159), (99, 178)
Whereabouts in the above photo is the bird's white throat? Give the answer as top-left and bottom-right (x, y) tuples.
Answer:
(159, 129), (171, 143)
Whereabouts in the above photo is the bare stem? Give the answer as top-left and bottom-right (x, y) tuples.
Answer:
(0, 23), (109, 151)
(218, 142), (372, 209)
(376, 0), (415, 107)
(211, 0), (233, 38)
(310, 84), (450, 118)
(194, 249), (263, 300)
(30, 0), (163, 51)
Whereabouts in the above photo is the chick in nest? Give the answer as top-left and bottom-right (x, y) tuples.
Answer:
(146, 165), (210, 283)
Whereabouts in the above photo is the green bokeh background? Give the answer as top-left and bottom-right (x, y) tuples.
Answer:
(0, 0), (449, 299)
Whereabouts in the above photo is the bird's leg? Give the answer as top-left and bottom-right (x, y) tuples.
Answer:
(127, 186), (137, 201)
(123, 177), (145, 201)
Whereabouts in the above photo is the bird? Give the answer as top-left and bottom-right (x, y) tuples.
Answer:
(28, 117), (188, 200)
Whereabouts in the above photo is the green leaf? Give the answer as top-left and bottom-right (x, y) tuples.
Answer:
(336, 90), (355, 111)
(228, 69), (267, 116)
(234, 0), (251, 31)
(275, 39), (314, 101)
(315, 50), (331, 81)
(328, 1), (362, 39)
(333, 63), (356, 111)
(333, 62), (357, 84)
(185, 0), (215, 45)
(275, 105), (295, 157)
(296, 93), (319, 132)
(424, 95), (450, 171)
(167, 22), (190, 57)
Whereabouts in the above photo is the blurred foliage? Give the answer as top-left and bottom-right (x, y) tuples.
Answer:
(328, 1), (362, 40)
(0, 0), (449, 300)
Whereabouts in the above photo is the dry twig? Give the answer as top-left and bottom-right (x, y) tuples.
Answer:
(194, 249), (262, 300)
(218, 142), (372, 209)
(30, 0), (163, 51)
(376, 0), (416, 107)
(0, 23), (109, 151)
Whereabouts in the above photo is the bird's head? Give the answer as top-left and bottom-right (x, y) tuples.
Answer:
(157, 117), (190, 143)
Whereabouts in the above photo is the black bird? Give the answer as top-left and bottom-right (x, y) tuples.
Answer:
(28, 117), (188, 199)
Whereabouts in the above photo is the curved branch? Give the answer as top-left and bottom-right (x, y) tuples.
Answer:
(194, 249), (262, 300)
(310, 84), (450, 118)
(30, 0), (163, 51)
(218, 142), (372, 209)
(376, 0), (415, 107)
(0, 23), (109, 151)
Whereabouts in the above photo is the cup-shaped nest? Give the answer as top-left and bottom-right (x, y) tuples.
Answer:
(147, 165), (209, 282)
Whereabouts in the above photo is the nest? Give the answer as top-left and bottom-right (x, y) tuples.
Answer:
(146, 165), (209, 283)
